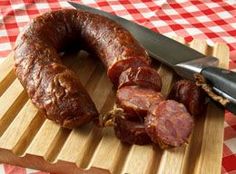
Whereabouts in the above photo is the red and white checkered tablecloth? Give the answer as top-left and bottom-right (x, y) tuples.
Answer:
(0, 0), (236, 173)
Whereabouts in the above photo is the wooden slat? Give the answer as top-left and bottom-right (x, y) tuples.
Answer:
(0, 101), (39, 149)
(0, 53), (15, 97)
(121, 145), (158, 174)
(88, 128), (124, 172)
(0, 53), (14, 84)
(0, 79), (27, 135)
(25, 120), (61, 158)
(88, 72), (113, 111)
(0, 79), (24, 120)
(193, 43), (227, 174)
(157, 65), (174, 97)
(63, 51), (98, 85)
(0, 100), (44, 156)
(57, 124), (95, 163)
(194, 104), (224, 174)
(213, 43), (229, 68)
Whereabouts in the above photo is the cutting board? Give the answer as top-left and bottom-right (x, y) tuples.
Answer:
(0, 36), (228, 174)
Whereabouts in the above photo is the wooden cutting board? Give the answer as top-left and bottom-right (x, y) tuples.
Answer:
(0, 36), (228, 174)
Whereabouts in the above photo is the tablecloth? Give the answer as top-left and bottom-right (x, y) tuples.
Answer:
(0, 0), (236, 173)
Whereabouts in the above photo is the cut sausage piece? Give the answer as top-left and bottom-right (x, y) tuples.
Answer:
(118, 66), (162, 91)
(169, 80), (206, 116)
(108, 58), (150, 87)
(116, 86), (165, 118)
(145, 100), (194, 148)
(114, 116), (151, 145)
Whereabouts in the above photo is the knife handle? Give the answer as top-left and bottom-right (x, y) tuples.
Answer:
(201, 66), (236, 114)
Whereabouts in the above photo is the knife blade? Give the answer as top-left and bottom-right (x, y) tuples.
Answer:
(68, 1), (236, 114)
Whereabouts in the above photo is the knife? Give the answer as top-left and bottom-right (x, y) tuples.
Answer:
(68, 2), (236, 114)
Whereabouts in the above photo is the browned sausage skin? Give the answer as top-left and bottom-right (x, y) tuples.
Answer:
(14, 9), (150, 128)
(169, 80), (206, 116)
(118, 66), (162, 91)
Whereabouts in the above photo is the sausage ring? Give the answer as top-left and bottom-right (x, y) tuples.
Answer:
(14, 9), (150, 128)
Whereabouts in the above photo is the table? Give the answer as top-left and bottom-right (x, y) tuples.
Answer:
(0, 0), (235, 173)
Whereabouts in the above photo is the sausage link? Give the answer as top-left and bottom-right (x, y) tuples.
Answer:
(169, 80), (206, 116)
(14, 9), (150, 128)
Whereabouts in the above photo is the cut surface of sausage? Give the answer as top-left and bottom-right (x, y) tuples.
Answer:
(116, 86), (165, 118)
(169, 80), (206, 116)
(14, 9), (150, 128)
(118, 66), (162, 91)
(145, 100), (194, 148)
(114, 116), (151, 145)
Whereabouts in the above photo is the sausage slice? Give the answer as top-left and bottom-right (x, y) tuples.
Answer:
(116, 86), (165, 118)
(145, 100), (194, 148)
(118, 66), (162, 92)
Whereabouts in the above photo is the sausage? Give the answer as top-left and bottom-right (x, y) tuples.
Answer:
(116, 86), (165, 118)
(118, 66), (162, 91)
(145, 100), (194, 148)
(14, 9), (150, 128)
(169, 80), (206, 116)
(76, 11), (151, 85)
(114, 116), (152, 145)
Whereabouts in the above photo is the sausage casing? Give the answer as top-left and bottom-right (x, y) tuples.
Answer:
(14, 9), (150, 128)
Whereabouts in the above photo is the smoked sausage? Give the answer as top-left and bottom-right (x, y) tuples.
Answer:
(169, 80), (206, 116)
(14, 9), (150, 128)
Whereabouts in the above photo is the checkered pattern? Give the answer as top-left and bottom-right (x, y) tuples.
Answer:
(0, 0), (236, 173)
